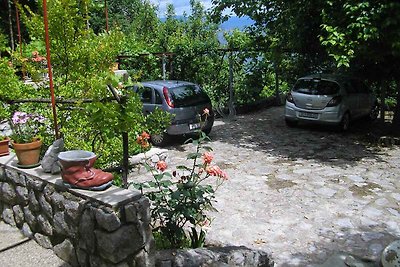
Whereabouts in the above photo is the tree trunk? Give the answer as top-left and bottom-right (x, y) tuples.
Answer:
(391, 80), (400, 132)
(7, 0), (15, 50)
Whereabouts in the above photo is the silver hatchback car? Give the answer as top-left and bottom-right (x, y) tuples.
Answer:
(129, 80), (214, 146)
(285, 74), (378, 131)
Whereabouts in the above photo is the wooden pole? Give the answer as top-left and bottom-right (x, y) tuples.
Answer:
(43, 0), (59, 139)
(105, 0), (109, 33)
(14, 0), (22, 56)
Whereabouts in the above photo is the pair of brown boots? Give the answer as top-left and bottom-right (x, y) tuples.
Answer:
(58, 151), (113, 189)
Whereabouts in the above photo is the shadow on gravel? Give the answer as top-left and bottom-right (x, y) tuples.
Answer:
(280, 225), (398, 266)
(203, 106), (387, 167)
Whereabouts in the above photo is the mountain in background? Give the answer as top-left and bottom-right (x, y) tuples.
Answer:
(160, 16), (254, 31)
(220, 16), (254, 31)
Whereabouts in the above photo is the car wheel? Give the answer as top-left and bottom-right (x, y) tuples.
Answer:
(285, 119), (298, 127)
(368, 103), (379, 121)
(339, 113), (350, 132)
(150, 132), (169, 147)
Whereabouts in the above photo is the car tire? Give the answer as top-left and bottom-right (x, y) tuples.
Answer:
(150, 132), (169, 147)
(285, 119), (298, 127)
(368, 103), (379, 121)
(339, 113), (350, 132)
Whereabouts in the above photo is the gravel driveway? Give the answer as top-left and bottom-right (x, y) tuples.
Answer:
(155, 106), (400, 266)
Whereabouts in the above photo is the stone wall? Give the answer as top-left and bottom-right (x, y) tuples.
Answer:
(0, 153), (154, 267)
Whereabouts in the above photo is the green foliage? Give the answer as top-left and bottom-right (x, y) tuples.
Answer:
(7, 0), (170, 170)
(131, 128), (227, 249)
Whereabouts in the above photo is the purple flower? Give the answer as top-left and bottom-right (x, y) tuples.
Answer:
(12, 112), (28, 125)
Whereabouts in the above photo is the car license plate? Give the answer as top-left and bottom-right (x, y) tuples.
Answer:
(298, 112), (318, 119)
(189, 123), (200, 130)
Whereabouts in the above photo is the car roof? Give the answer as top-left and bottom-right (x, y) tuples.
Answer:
(141, 80), (196, 89)
(298, 74), (352, 83)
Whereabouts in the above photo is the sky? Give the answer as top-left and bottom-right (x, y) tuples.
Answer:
(149, 0), (214, 17)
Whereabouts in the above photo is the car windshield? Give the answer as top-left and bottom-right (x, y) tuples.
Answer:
(293, 79), (340, 95)
(170, 85), (210, 107)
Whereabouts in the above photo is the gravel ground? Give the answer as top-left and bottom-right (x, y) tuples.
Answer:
(130, 106), (400, 266)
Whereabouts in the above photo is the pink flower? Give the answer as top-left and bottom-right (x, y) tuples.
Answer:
(12, 112), (28, 124)
(202, 152), (213, 164)
(156, 161), (167, 172)
(203, 108), (210, 116)
(206, 165), (228, 180)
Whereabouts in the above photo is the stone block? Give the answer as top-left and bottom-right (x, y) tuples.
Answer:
(94, 207), (121, 232)
(2, 207), (16, 226)
(0, 167), (5, 181)
(95, 225), (144, 263)
(38, 193), (53, 218)
(26, 175), (45, 191)
(18, 174), (27, 186)
(21, 223), (33, 238)
(28, 190), (40, 212)
(53, 239), (78, 267)
(43, 184), (55, 202)
(34, 233), (53, 249)
(124, 203), (137, 224)
(64, 199), (80, 224)
(15, 186), (29, 205)
(134, 249), (154, 267)
(135, 198), (151, 223)
(50, 192), (65, 211)
(1, 182), (17, 205)
(79, 208), (96, 253)
(53, 211), (68, 236)
(37, 214), (53, 236)
(76, 248), (89, 267)
(5, 169), (22, 185)
(12, 205), (24, 227)
(89, 255), (109, 267)
(23, 206), (37, 231)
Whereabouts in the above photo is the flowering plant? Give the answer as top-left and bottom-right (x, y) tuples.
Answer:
(131, 109), (228, 249)
(10, 111), (46, 143)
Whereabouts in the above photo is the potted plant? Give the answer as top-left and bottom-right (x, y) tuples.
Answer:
(10, 111), (46, 167)
(0, 135), (10, 156)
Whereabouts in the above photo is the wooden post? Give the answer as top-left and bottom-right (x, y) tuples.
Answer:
(14, 0), (22, 56)
(228, 52), (235, 119)
(105, 0), (109, 33)
(7, 0), (15, 51)
(43, 0), (59, 139)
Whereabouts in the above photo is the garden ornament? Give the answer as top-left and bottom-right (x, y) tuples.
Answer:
(58, 150), (113, 190)
(41, 138), (64, 174)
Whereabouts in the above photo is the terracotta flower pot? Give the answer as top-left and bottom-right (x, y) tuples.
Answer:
(0, 138), (10, 156)
(12, 139), (42, 166)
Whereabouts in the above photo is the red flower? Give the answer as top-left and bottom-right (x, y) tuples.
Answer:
(156, 161), (167, 172)
(203, 108), (210, 116)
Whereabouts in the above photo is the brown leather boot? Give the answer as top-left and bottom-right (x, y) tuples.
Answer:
(58, 150), (113, 189)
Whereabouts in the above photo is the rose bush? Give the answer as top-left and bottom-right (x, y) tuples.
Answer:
(131, 113), (228, 249)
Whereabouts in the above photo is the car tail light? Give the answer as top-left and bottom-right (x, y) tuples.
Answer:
(286, 93), (294, 103)
(163, 87), (174, 108)
(327, 96), (342, 107)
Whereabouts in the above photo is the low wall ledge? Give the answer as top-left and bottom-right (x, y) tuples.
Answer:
(0, 153), (142, 208)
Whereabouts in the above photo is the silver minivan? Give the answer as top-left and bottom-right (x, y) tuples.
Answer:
(130, 80), (214, 146)
(285, 74), (377, 131)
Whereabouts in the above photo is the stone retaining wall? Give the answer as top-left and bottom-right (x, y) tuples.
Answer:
(0, 153), (154, 267)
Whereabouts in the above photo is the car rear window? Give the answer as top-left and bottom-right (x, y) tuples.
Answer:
(169, 85), (210, 108)
(293, 79), (340, 95)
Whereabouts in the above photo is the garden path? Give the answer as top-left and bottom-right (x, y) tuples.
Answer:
(133, 106), (400, 266)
